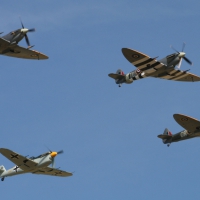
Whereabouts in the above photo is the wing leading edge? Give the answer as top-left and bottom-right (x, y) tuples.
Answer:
(2, 45), (48, 60)
(122, 48), (165, 73)
(0, 148), (37, 170)
(152, 69), (200, 82)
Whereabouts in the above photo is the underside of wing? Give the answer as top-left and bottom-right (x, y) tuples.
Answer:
(32, 167), (73, 177)
(0, 37), (10, 46)
(2, 45), (48, 60)
(0, 148), (37, 170)
(152, 68), (200, 82)
(108, 73), (125, 80)
(173, 114), (200, 133)
(122, 48), (165, 72)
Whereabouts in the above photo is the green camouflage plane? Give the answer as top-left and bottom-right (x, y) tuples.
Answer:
(158, 114), (200, 147)
(109, 45), (200, 87)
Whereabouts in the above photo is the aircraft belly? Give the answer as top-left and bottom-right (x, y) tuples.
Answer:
(37, 162), (51, 168)
(2, 168), (27, 177)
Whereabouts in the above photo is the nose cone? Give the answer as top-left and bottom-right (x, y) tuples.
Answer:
(179, 52), (186, 58)
(21, 28), (29, 34)
(50, 152), (57, 158)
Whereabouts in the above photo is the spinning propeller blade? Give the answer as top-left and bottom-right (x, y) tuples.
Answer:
(20, 17), (24, 29)
(177, 58), (182, 69)
(57, 150), (64, 154)
(182, 42), (186, 52)
(28, 28), (35, 32)
(183, 57), (192, 65)
(49, 149), (64, 168)
(19, 18), (35, 47)
(170, 45), (179, 54)
(25, 34), (30, 46)
(52, 158), (55, 168)
(170, 43), (193, 68)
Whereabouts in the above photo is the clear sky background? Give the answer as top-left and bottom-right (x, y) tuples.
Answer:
(0, 0), (200, 199)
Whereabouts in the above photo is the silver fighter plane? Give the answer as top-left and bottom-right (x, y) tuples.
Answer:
(109, 45), (200, 87)
(0, 148), (72, 181)
(158, 114), (200, 147)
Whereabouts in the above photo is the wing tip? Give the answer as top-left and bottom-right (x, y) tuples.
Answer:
(173, 113), (189, 120)
(121, 48), (132, 56)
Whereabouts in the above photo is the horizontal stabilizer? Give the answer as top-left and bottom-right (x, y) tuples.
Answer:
(108, 73), (125, 80)
(157, 134), (172, 139)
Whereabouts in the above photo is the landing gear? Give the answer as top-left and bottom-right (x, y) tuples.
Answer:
(167, 144), (170, 147)
(1, 177), (4, 181)
(118, 84), (121, 87)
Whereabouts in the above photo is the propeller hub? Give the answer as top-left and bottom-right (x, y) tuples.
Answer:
(21, 28), (29, 34)
(50, 152), (57, 158)
(178, 52), (186, 58)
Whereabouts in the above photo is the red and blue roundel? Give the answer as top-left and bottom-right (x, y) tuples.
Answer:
(168, 131), (172, 136)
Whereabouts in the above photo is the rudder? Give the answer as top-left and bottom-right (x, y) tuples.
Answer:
(0, 165), (6, 174)
(157, 128), (172, 144)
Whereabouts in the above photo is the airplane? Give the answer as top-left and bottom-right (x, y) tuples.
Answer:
(0, 19), (48, 60)
(0, 148), (73, 181)
(108, 44), (200, 87)
(157, 114), (200, 147)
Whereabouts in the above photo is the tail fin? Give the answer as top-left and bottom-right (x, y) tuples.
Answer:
(0, 165), (6, 175)
(157, 128), (172, 143)
(116, 69), (124, 76)
(108, 69), (125, 87)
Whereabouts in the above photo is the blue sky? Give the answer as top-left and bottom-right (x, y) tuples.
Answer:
(0, 0), (200, 199)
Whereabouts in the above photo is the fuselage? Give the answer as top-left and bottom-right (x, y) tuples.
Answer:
(2, 29), (27, 45)
(121, 53), (182, 85)
(0, 153), (53, 178)
(163, 129), (200, 144)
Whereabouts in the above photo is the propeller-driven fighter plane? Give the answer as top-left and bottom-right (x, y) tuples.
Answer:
(109, 45), (200, 87)
(0, 20), (48, 59)
(0, 148), (72, 181)
(158, 114), (200, 147)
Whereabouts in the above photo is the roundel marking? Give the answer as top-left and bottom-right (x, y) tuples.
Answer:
(181, 117), (188, 121)
(132, 54), (140, 58)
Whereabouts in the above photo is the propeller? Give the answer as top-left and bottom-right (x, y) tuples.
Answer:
(170, 43), (193, 69)
(48, 149), (64, 168)
(19, 17), (35, 47)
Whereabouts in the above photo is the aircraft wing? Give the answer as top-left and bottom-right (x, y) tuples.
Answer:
(0, 37), (10, 46)
(2, 45), (48, 60)
(32, 166), (73, 177)
(122, 48), (165, 73)
(0, 148), (37, 170)
(173, 114), (200, 133)
(152, 69), (200, 82)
